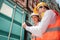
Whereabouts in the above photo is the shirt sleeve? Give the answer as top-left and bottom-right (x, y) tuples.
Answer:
(25, 10), (56, 37)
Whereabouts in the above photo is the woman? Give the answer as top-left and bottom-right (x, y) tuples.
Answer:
(22, 13), (41, 40)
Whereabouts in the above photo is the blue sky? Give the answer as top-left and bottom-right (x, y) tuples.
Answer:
(56, 0), (60, 6)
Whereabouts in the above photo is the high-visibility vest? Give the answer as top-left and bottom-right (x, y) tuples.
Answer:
(32, 10), (60, 40)
(41, 10), (60, 40)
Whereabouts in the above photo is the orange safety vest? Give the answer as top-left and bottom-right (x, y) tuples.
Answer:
(32, 10), (60, 40)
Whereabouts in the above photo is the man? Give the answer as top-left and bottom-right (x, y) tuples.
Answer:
(22, 2), (60, 40)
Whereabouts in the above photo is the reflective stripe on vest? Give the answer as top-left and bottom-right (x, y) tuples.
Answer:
(46, 27), (60, 32)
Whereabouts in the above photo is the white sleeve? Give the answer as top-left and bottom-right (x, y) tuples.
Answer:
(25, 10), (56, 37)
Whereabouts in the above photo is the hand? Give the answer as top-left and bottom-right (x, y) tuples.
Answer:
(22, 22), (27, 29)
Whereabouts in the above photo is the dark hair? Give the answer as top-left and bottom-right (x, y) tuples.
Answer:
(38, 6), (49, 10)
(36, 16), (41, 22)
(32, 15), (41, 22)
(44, 6), (49, 10)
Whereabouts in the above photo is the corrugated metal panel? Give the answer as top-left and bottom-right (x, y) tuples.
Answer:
(0, 0), (4, 9)
(0, 0), (27, 40)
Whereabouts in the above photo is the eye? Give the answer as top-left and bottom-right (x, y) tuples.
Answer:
(39, 6), (43, 8)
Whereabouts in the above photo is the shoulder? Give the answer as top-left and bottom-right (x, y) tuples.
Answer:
(45, 10), (56, 16)
(45, 10), (54, 13)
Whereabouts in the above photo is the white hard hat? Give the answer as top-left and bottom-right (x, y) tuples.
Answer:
(30, 13), (39, 17)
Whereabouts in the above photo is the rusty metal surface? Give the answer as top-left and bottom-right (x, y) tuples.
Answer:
(13, 0), (40, 12)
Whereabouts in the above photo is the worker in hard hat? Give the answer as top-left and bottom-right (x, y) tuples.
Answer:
(22, 12), (41, 40)
(22, 2), (60, 40)
(30, 13), (41, 40)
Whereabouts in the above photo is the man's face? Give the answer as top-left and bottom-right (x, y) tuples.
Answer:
(38, 6), (45, 14)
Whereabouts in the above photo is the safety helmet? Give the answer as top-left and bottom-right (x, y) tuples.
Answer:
(33, 2), (48, 14)
(33, 7), (38, 14)
(30, 13), (39, 17)
(37, 2), (48, 9)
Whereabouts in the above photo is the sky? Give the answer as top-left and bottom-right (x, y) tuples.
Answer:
(56, 0), (60, 6)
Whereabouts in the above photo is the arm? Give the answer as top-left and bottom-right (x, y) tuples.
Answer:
(25, 10), (56, 37)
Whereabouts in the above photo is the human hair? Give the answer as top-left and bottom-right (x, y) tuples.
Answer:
(44, 6), (49, 10)
(36, 15), (41, 22)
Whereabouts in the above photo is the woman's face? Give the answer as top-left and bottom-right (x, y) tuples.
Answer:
(32, 15), (39, 23)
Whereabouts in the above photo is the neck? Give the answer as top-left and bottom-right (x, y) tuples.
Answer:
(34, 21), (39, 25)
